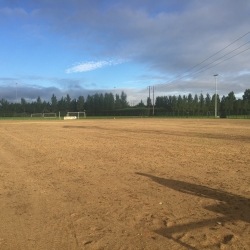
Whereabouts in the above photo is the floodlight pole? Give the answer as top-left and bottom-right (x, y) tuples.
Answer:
(214, 74), (218, 118)
(152, 86), (155, 116)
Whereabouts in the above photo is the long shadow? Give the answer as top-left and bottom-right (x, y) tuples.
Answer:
(136, 172), (250, 249)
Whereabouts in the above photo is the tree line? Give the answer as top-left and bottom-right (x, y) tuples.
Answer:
(154, 89), (250, 115)
(0, 89), (249, 116)
(0, 91), (130, 116)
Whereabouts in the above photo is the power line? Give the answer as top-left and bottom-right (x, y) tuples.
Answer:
(173, 30), (250, 80)
(157, 42), (250, 90)
(155, 31), (250, 90)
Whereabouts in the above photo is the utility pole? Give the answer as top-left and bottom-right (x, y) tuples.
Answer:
(148, 86), (151, 115)
(152, 86), (155, 116)
(214, 74), (218, 118)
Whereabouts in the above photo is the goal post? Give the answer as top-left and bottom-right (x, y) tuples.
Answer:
(31, 113), (44, 118)
(31, 113), (57, 118)
(66, 112), (86, 119)
(43, 113), (57, 118)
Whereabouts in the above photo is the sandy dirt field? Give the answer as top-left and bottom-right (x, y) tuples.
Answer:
(0, 118), (250, 250)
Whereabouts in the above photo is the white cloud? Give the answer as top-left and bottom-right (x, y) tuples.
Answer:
(66, 59), (124, 73)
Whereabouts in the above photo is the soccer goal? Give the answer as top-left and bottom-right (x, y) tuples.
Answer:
(66, 112), (86, 119)
(31, 113), (44, 118)
(43, 113), (57, 118)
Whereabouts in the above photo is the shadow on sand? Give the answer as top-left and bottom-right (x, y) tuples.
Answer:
(135, 172), (250, 249)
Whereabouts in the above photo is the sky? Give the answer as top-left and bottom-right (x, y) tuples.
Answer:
(0, 0), (250, 104)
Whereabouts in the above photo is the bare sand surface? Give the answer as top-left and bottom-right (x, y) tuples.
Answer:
(0, 118), (250, 250)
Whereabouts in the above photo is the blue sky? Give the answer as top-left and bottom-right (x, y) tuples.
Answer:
(0, 0), (250, 104)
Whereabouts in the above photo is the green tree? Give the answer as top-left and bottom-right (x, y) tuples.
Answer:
(182, 95), (187, 114)
(120, 91), (128, 108)
(199, 93), (205, 114)
(177, 95), (182, 115)
(137, 99), (145, 107)
(114, 94), (121, 109)
(205, 93), (212, 114)
(85, 95), (93, 112)
(227, 91), (236, 115)
(193, 94), (199, 115)
(187, 93), (193, 113)
(242, 99), (249, 114)
(36, 96), (42, 113)
(99, 93), (104, 110)
(51, 94), (58, 112)
(21, 98), (26, 112)
(155, 96), (161, 108)
(147, 97), (152, 107)
(243, 89), (250, 102)
(65, 94), (71, 111)
(77, 96), (85, 111)
(172, 96), (177, 113)
(234, 99), (242, 115)
(93, 93), (100, 112)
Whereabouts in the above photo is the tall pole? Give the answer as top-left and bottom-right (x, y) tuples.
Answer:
(214, 74), (218, 118)
(147, 86), (151, 115)
(114, 87), (116, 108)
(152, 86), (155, 116)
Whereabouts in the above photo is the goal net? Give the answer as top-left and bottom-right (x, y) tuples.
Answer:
(31, 113), (44, 117)
(66, 112), (86, 119)
(43, 113), (57, 118)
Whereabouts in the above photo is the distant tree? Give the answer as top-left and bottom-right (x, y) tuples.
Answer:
(182, 95), (187, 114)
(42, 101), (49, 113)
(65, 94), (71, 111)
(177, 95), (182, 115)
(155, 96), (162, 108)
(147, 97), (152, 107)
(243, 89), (250, 102)
(51, 94), (58, 112)
(187, 93), (193, 113)
(99, 93), (104, 110)
(58, 97), (66, 112)
(115, 94), (121, 109)
(109, 93), (115, 110)
(77, 96), (85, 111)
(199, 93), (205, 114)
(120, 91), (128, 108)
(36, 96), (42, 112)
(193, 94), (199, 114)
(93, 93), (100, 112)
(226, 91), (236, 115)
(205, 93), (212, 114)
(137, 99), (145, 107)
(242, 99), (249, 114)
(172, 95), (177, 113)
(21, 98), (26, 112)
(0, 98), (9, 112)
(165, 96), (171, 110)
(234, 99), (242, 115)
(70, 99), (77, 112)
(85, 95), (93, 112)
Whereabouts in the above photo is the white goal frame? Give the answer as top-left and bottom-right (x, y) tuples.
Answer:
(66, 112), (86, 119)
(31, 113), (44, 117)
(43, 113), (57, 118)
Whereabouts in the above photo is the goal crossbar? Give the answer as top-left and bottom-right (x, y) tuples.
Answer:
(43, 113), (57, 118)
(31, 113), (43, 117)
(66, 112), (86, 119)
(31, 113), (57, 118)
